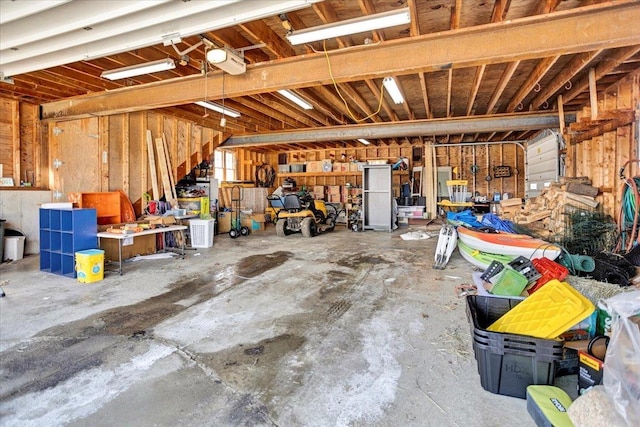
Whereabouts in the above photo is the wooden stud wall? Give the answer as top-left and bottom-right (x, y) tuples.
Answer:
(433, 142), (525, 200)
(0, 101), (45, 187)
(565, 73), (639, 217)
(41, 111), (221, 215)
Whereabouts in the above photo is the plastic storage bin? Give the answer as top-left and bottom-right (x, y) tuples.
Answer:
(190, 219), (215, 248)
(530, 257), (569, 294)
(466, 295), (564, 399)
(75, 249), (104, 283)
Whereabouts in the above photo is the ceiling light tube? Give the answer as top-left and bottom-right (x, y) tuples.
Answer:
(101, 58), (175, 80)
(195, 101), (241, 118)
(358, 138), (371, 145)
(278, 89), (313, 110)
(286, 8), (410, 45)
(383, 76), (404, 104)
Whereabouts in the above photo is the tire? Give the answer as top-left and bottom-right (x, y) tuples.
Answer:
(276, 218), (289, 237)
(240, 226), (250, 236)
(325, 218), (335, 232)
(324, 204), (337, 232)
(229, 229), (239, 239)
(301, 217), (317, 238)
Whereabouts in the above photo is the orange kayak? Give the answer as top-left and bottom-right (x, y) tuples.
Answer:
(457, 226), (561, 260)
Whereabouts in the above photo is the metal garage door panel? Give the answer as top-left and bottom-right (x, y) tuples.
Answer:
(526, 130), (561, 198)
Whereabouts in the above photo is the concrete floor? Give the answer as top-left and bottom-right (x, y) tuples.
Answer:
(0, 223), (546, 426)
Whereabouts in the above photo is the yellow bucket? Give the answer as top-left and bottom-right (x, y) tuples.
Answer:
(75, 249), (105, 283)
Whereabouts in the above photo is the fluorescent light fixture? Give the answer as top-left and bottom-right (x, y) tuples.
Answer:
(206, 47), (246, 75)
(383, 76), (404, 104)
(101, 58), (175, 80)
(195, 101), (241, 118)
(286, 8), (410, 45)
(358, 139), (371, 145)
(277, 89), (313, 110)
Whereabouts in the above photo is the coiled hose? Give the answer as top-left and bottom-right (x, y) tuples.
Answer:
(255, 164), (276, 188)
(616, 159), (640, 253)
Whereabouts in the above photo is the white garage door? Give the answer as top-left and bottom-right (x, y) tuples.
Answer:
(525, 130), (563, 198)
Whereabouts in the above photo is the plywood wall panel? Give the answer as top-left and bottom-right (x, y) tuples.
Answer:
(0, 98), (18, 180)
(51, 118), (101, 198)
(19, 103), (38, 185)
(128, 112), (144, 212)
(108, 115), (124, 191)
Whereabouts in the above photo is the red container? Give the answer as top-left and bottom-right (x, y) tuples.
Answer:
(529, 257), (569, 294)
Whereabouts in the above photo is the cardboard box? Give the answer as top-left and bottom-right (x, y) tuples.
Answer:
(290, 163), (305, 172)
(327, 194), (341, 203)
(306, 161), (323, 173)
(99, 233), (156, 262)
(147, 215), (176, 225)
(217, 211), (232, 233)
(327, 185), (341, 195)
(349, 163), (359, 172)
(322, 160), (333, 172)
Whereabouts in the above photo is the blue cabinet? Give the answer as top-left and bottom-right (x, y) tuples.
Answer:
(40, 208), (97, 278)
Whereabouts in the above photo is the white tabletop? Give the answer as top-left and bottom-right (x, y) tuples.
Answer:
(97, 224), (187, 240)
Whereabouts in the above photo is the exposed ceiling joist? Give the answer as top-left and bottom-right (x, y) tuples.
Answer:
(40, 2), (640, 121)
(0, 0), (320, 77)
(221, 112), (573, 147)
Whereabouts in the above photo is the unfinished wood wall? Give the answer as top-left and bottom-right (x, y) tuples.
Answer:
(564, 72), (639, 217)
(259, 144), (415, 190)
(0, 98), (44, 186)
(434, 143), (525, 200)
(47, 112), (221, 215)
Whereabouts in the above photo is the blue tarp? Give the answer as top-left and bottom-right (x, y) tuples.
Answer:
(481, 213), (517, 233)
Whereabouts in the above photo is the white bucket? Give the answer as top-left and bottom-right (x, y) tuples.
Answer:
(3, 236), (25, 261)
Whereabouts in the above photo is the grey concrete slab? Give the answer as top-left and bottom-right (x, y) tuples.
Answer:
(0, 225), (546, 426)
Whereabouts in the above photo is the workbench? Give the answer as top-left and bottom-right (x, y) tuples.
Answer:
(97, 225), (187, 275)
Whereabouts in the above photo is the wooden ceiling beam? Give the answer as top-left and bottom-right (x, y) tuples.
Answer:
(358, 0), (385, 42)
(418, 72), (433, 119)
(505, 55), (560, 112)
(407, 0), (421, 36)
(491, 0), (511, 22)
(466, 65), (486, 116)
(309, 86), (354, 124)
(239, 20), (296, 59)
(530, 50), (602, 109)
(253, 93), (321, 128)
(364, 79), (397, 121)
(42, 3), (640, 120)
(486, 61), (520, 114)
(562, 46), (640, 104)
(535, 0), (562, 15)
(336, 83), (382, 123)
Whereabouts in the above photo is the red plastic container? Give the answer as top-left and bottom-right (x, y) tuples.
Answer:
(529, 257), (569, 294)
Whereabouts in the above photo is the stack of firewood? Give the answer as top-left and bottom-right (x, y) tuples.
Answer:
(510, 178), (599, 239)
